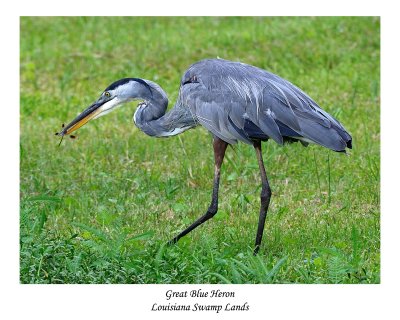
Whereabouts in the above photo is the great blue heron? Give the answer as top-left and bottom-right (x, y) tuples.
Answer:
(56, 58), (352, 254)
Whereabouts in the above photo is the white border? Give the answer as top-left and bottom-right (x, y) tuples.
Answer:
(2, 1), (399, 319)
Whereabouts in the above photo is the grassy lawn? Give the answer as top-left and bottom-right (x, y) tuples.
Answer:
(20, 16), (380, 284)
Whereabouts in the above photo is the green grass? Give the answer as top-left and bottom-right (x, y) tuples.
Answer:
(20, 17), (380, 284)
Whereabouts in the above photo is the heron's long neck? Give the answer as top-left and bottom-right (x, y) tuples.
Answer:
(133, 80), (194, 137)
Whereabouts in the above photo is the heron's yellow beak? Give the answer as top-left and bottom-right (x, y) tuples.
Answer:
(65, 108), (102, 135)
(56, 101), (104, 137)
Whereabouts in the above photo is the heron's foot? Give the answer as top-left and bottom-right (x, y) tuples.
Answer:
(167, 237), (179, 246)
(253, 245), (260, 256)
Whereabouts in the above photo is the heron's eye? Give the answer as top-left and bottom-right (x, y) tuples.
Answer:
(104, 91), (111, 97)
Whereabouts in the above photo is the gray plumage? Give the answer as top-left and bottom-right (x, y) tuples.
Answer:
(132, 58), (352, 152)
(57, 58), (352, 254)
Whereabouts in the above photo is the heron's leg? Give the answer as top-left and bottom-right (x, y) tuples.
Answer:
(253, 140), (272, 255)
(168, 137), (228, 245)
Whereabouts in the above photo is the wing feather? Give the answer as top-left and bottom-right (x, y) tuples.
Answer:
(177, 58), (352, 151)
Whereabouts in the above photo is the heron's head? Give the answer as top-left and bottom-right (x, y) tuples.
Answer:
(56, 78), (153, 137)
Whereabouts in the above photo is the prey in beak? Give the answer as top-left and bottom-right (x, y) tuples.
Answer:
(55, 102), (103, 136)
(55, 90), (119, 146)
(55, 123), (79, 145)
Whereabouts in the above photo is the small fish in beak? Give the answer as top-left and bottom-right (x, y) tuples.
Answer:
(55, 88), (121, 145)
(55, 101), (104, 145)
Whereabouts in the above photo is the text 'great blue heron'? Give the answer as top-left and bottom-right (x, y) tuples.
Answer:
(56, 58), (352, 255)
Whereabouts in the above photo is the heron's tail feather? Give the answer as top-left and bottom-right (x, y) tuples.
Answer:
(294, 117), (352, 152)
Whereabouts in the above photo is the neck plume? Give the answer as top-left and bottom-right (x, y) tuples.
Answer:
(133, 80), (195, 137)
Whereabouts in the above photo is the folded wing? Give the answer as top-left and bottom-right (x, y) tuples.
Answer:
(176, 59), (352, 152)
